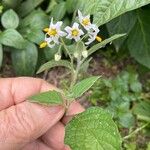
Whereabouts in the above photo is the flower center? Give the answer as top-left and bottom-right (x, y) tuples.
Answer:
(82, 18), (90, 26)
(48, 28), (57, 36)
(72, 29), (79, 36)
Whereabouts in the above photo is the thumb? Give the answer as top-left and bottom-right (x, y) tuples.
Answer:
(0, 102), (65, 150)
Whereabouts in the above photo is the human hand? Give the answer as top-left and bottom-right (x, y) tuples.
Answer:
(0, 77), (84, 150)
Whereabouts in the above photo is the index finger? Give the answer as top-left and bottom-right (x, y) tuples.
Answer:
(0, 77), (55, 111)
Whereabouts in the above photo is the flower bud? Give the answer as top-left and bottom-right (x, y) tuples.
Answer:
(82, 50), (88, 58)
(55, 54), (61, 61)
(74, 52), (79, 58)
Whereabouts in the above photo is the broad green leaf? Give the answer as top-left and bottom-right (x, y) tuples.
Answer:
(11, 42), (38, 76)
(127, 9), (150, 69)
(1, 9), (19, 29)
(2, 0), (21, 9)
(0, 29), (26, 49)
(18, 0), (44, 17)
(65, 107), (122, 150)
(106, 11), (137, 51)
(88, 34), (126, 56)
(44, 46), (59, 61)
(133, 101), (150, 122)
(37, 60), (71, 74)
(0, 44), (3, 68)
(119, 113), (135, 128)
(51, 2), (66, 21)
(20, 9), (49, 29)
(69, 76), (100, 99)
(29, 90), (63, 105)
(26, 28), (45, 44)
(46, 0), (57, 13)
(66, 0), (77, 13)
(78, 0), (150, 26)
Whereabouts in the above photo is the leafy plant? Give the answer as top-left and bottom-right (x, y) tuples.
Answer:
(0, 0), (150, 75)
(89, 71), (143, 128)
(106, 6), (150, 69)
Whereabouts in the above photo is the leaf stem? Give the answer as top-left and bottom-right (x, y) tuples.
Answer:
(123, 123), (149, 140)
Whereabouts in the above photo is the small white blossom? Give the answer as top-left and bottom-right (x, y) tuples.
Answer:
(55, 53), (61, 61)
(78, 10), (91, 30)
(45, 36), (55, 48)
(65, 22), (84, 42)
(82, 50), (88, 58)
(85, 24), (100, 45)
(44, 18), (66, 46)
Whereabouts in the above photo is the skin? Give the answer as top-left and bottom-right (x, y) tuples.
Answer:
(0, 77), (84, 150)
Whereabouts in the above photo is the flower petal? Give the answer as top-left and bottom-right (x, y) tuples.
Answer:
(65, 26), (72, 33)
(73, 22), (79, 29)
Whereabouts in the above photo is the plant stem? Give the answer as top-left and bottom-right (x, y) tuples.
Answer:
(123, 123), (149, 140)
(60, 38), (74, 66)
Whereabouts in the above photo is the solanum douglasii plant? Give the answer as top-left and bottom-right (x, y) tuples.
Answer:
(29, 10), (125, 150)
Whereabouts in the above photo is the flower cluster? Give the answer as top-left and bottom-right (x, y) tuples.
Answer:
(40, 10), (102, 61)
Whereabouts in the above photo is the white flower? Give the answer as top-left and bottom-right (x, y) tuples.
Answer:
(55, 53), (61, 61)
(65, 22), (84, 42)
(85, 24), (101, 45)
(45, 36), (56, 48)
(44, 18), (66, 45)
(82, 50), (88, 58)
(78, 10), (91, 30)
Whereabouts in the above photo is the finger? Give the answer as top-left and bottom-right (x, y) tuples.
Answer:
(0, 77), (55, 111)
(62, 101), (84, 125)
(0, 102), (65, 150)
(22, 139), (53, 150)
(42, 122), (65, 150)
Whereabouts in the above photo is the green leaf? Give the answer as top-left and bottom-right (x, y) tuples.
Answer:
(1, 9), (19, 29)
(66, 0), (77, 13)
(11, 42), (38, 76)
(0, 44), (3, 68)
(26, 28), (45, 44)
(20, 10), (49, 29)
(0, 29), (26, 49)
(18, 0), (44, 17)
(69, 76), (100, 99)
(106, 11), (137, 51)
(79, 0), (150, 26)
(51, 2), (67, 21)
(2, 0), (21, 9)
(88, 34), (126, 56)
(127, 9), (150, 69)
(133, 100), (150, 122)
(37, 60), (71, 74)
(44, 46), (59, 61)
(29, 90), (63, 106)
(46, 0), (57, 13)
(65, 107), (122, 150)
(119, 113), (135, 128)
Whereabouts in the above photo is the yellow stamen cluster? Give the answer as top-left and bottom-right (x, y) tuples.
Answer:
(96, 36), (102, 42)
(40, 41), (47, 48)
(43, 28), (57, 36)
(72, 29), (79, 36)
(82, 18), (90, 26)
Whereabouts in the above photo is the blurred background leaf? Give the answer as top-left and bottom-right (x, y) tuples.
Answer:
(11, 42), (38, 76)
